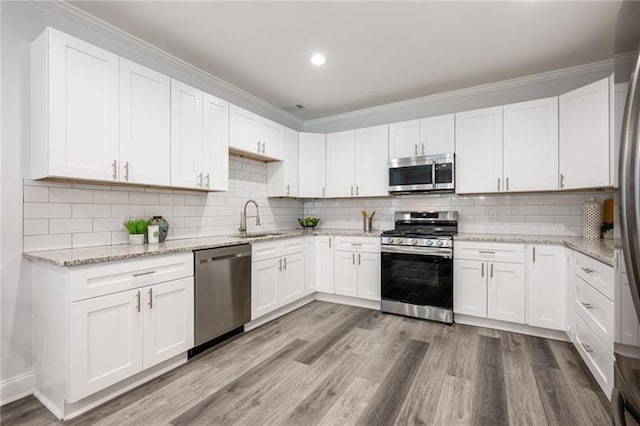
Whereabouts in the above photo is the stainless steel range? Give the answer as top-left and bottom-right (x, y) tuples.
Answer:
(380, 211), (457, 324)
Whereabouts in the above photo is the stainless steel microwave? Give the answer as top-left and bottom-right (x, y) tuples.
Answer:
(388, 153), (455, 194)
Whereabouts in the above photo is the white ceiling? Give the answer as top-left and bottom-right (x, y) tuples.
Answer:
(70, 1), (621, 120)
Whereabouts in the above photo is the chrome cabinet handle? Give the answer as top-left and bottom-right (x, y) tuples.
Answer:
(506, 177), (509, 191)
(356, 186), (359, 196)
(497, 177), (501, 191)
(278, 258), (282, 271)
(358, 253), (361, 265)
(283, 257), (287, 271)
(329, 237), (332, 248)
(352, 253), (355, 265)
(581, 302), (594, 310)
(112, 160), (118, 180)
(322, 187), (325, 197)
(560, 173), (566, 188)
(351, 186), (354, 196)
(124, 161), (129, 181)
(533, 247), (536, 263)
(197, 172), (203, 187)
(414, 144), (418, 156)
(581, 342), (594, 354)
(148, 288), (153, 309)
(136, 290), (141, 313)
(262, 142), (265, 153)
(478, 250), (496, 254)
(481, 263), (484, 277)
(286, 184), (290, 196)
(205, 173), (210, 188)
(490, 263), (494, 278)
(257, 141), (261, 152)
(351, 243), (362, 246)
(581, 267), (594, 274)
(422, 143), (425, 155)
(133, 270), (156, 277)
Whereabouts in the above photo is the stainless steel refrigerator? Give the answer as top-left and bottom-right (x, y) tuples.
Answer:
(614, 2), (640, 424)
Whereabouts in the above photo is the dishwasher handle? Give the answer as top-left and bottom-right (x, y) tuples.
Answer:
(195, 244), (252, 263)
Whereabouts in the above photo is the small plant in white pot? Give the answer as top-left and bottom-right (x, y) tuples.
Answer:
(123, 219), (148, 245)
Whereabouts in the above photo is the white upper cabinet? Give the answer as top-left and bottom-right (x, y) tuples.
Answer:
(559, 77), (611, 190)
(202, 92), (229, 191)
(229, 104), (283, 160)
(170, 80), (204, 189)
(388, 119), (420, 158)
(31, 28), (119, 181)
(299, 132), (327, 197)
(503, 97), (559, 192)
(388, 115), (454, 159)
(119, 59), (171, 186)
(355, 125), (389, 197)
(455, 106), (503, 194)
(326, 130), (357, 197)
(419, 114), (455, 155)
(613, 82), (629, 189)
(527, 245), (566, 331)
(267, 128), (299, 197)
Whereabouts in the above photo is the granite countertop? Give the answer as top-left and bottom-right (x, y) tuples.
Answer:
(23, 228), (382, 267)
(455, 233), (620, 267)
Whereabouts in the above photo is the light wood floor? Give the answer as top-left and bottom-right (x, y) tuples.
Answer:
(1, 301), (610, 425)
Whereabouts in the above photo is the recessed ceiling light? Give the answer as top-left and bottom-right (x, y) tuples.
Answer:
(310, 53), (327, 66)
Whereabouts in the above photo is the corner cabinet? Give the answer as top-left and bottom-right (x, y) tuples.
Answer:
(229, 104), (284, 160)
(527, 245), (566, 330)
(298, 133), (327, 197)
(31, 253), (194, 420)
(170, 80), (229, 191)
(559, 77), (611, 190)
(267, 128), (299, 197)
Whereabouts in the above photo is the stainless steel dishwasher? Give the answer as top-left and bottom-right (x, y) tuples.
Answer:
(194, 244), (251, 348)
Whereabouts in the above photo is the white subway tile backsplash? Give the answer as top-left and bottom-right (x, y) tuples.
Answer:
(23, 219), (48, 236)
(112, 204), (146, 219)
(49, 188), (93, 203)
(73, 232), (111, 248)
(93, 218), (125, 232)
(24, 203), (71, 219)
(539, 205), (571, 216)
(49, 218), (92, 234)
(129, 192), (159, 205)
(23, 186), (49, 202)
(93, 190), (129, 204)
(24, 234), (71, 251)
(72, 204), (111, 218)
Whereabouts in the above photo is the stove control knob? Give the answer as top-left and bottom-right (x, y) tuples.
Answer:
(387, 238), (395, 244)
(425, 240), (433, 246)
(436, 240), (444, 247)
(410, 239), (418, 246)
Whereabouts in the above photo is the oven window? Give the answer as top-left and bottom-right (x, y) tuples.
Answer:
(389, 165), (433, 187)
(435, 163), (453, 185)
(381, 252), (452, 309)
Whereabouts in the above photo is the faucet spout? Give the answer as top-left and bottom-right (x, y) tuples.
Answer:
(239, 199), (261, 236)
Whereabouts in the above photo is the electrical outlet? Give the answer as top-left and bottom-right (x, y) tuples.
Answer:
(488, 209), (498, 222)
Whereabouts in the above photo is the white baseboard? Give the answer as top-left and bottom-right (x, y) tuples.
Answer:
(314, 293), (380, 310)
(0, 371), (34, 406)
(245, 295), (315, 331)
(454, 314), (570, 342)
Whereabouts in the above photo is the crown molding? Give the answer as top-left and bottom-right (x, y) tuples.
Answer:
(33, 0), (304, 130)
(303, 58), (616, 130)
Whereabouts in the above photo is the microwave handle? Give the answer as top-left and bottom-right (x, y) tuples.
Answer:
(431, 161), (436, 188)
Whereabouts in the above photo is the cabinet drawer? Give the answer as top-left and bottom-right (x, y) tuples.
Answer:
(252, 237), (304, 262)
(334, 236), (380, 253)
(575, 275), (614, 350)
(573, 251), (613, 300)
(69, 253), (193, 302)
(280, 237), (304, 256)
(573, 312), (614, 396)
(454, 241), (524, 264)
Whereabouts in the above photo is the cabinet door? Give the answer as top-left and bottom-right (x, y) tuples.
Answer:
(326, 130), (356, 197)
(69, 289), (143, 402)
(143, 278), (194, 369)
(229, 104), (261, 154)
(304, 237), (318, 295)
(119, 59), (171, 186)
(419, 114), (455, 155)
(251, 259), (280, 319)
(267, 129), (299, 197)
(559, 77), (610, 190)
(620, 272), (640, 346)
(455, 106), (503, 194)
(357, 252), (381, 301)
(334, 251), (358, 297)
(202, 93), (229, 191)
(388, 120), (420, 159)
(48, 29), (119, 181)
(356, 125), (389, 197)
(281, 252), (305, 305)
(170, 80), (203, 189)
(260, 119), (284, 160)
(503, 97), (559, 192)
(487, 262), (525, 324)
(318, 237), (335, 293)
(298, 133), (327, 197)
(613, 83), (629, 188)
(453, 259), (487, 317)
(528, 245), (566, 330)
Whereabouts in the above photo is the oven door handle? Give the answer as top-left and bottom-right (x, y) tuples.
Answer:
(381, 246), (452, 258)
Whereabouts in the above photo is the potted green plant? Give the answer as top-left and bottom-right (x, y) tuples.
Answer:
(123, 218), (148, 245)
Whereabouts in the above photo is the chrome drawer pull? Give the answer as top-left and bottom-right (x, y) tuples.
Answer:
(581, 342), (594, 354)
(478, 250), (496, 254)
(581, 267), (594, 274)
(581, 302), (594, 310)
(136, 291), (141, 312)
(133, 270), (156, 277)
(148, 288), (153, 309)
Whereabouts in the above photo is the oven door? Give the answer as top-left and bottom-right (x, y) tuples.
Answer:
(381, 246), (453, 310)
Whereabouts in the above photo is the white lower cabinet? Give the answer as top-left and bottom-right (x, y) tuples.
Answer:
(251, 239), (305, 320)
(488, 262), (525, 324)
(305, 236), (335, 294)
(32, 254), (194, 419)
(334, 251), (359, 297)
(334, 237), (381, 301)
(527, 245), (566, 330)
(453, 259), (487, 317)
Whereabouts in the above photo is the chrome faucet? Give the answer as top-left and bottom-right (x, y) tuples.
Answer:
(239, 200), (261, 237)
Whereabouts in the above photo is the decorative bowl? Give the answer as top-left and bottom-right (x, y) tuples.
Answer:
(298, 217), (320, 228)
